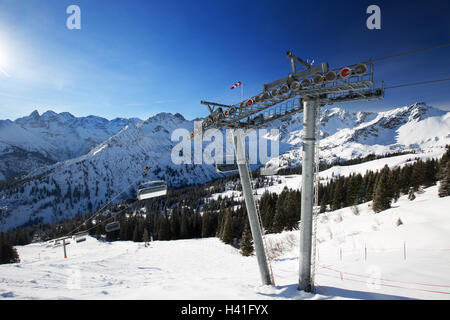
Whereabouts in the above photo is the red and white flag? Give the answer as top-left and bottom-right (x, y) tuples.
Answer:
(230, 81), (242, 90)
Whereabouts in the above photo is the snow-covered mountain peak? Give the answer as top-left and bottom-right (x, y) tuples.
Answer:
(28, 109), (40, 119)
(142, 112), (186, 125)
(0, 110), (144, 179)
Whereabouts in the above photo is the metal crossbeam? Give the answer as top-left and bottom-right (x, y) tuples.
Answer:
(194, 62), (380, 137)
(263, 63), (328, 92)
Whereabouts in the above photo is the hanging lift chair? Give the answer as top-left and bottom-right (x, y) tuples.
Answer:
(215, 163), (239, 173)
(137, 166), (168, 201)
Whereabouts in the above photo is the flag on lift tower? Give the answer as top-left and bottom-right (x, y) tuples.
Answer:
(230, 81), (242, 90)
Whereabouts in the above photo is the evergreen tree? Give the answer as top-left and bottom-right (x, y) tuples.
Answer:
(438, 160), (450, 197)
(192, 209), (202, 238)
(142, 228), (150, 244)
(180, 212), (191, 239)
(319, 198), (327, 213)
(365, 171), (376, 202)
(285, 190), (301, 230)
(410, 161), (425, 191)
(221, 211), (233, 244)
(346, 174), (362, 207)
(170, 208), (181, 240)
(132, 224), (140, 242)
(216, 209), (226, 238)
(239, 222), (254, 256)
(438, 146), (450, 197)
(260, 191), (276, 233)
(95, 225), (102, 240)
(158, 213), (171, 240)
(423, 159), (438, 187)
(0, 233), (20, 264)
(408, 187), (416, 201)
(272, 188), (289, 233)
(373, 169), (392, 213)
(357, 178), (366, 204)
(390, 168), (401, 201)
(331, 178), (345, 210)
(399, 164), (413, 194)
(119, 219), (129, 240)
(201, 212), (211, 238)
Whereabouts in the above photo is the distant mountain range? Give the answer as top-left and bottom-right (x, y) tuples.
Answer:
(0, 110), (141, 180)
(0, 102), (449, 230)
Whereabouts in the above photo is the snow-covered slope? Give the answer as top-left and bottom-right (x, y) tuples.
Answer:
(267, 185), (450, 300)
(1, 185), (448, 300)
(0, 110), (141, 179)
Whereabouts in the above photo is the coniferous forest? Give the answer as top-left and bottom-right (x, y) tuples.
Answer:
(0, 146), (448, 264)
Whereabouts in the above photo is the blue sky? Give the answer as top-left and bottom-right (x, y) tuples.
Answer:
(0, 0), (449, 121)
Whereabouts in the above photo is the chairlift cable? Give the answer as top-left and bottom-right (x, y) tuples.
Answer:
(63, 150), (170, 239)
(367, 42), (450, 63)
(64, 175), (143, 237)
(77, 204), (131, 236)
(384, 77), (450, 90)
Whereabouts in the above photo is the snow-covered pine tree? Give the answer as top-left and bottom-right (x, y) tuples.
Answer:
(373, 167), (392, 213)
(408, 187), (416, 201)
(239, 223), (254, 256)
(221, 211), (233, 245)
(0, 233), (20, 264)
(142, 228), (150, 245)
(438, 146), (450, 198)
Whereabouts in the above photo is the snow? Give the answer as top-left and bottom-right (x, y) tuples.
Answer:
(397, 113), (450, 148)
(0, 103), (449, 299)
(1, 185), (449, 300)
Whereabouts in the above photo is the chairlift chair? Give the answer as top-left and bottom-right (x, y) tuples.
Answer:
(76, 237), (87, 243)
(73, 230), (89, 242)
(260, 166), (279, 176)
(73, 231), (89, 238)
(105, 221), (120, 233)
(137, 166), (168, 201)
(137, 180), (168, 200)
(215, 163), (239, 173)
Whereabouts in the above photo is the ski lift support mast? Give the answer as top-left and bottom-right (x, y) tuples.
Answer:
(195, 51), (384, 291)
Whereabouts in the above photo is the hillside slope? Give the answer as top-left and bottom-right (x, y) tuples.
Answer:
(0, 185), (448, 300)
